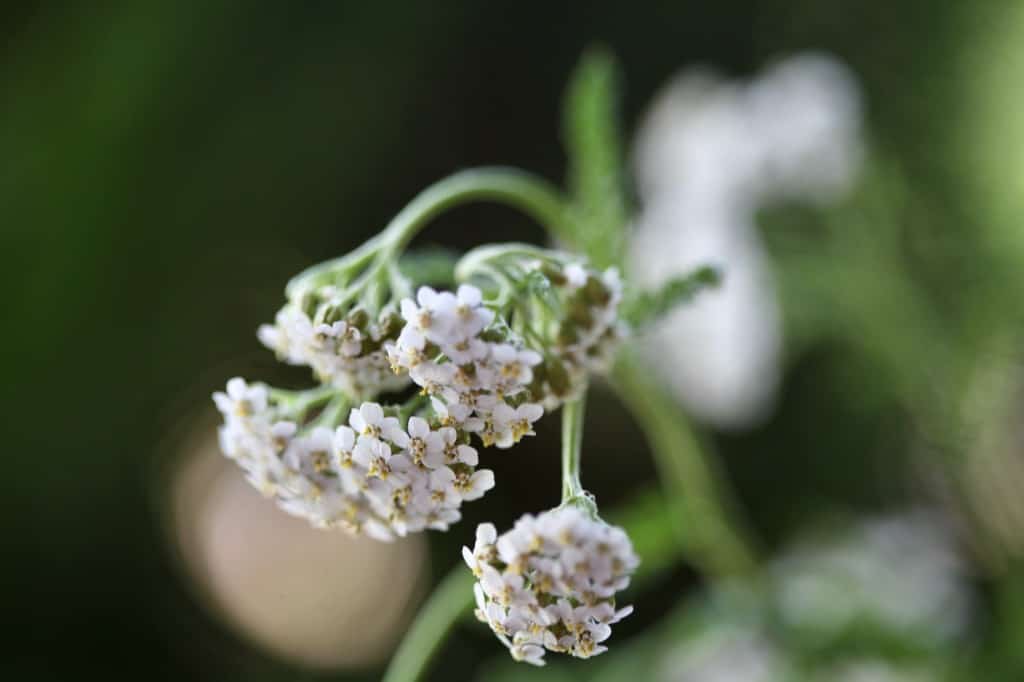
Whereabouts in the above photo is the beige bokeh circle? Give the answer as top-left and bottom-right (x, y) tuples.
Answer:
(171, 430), (428, 669)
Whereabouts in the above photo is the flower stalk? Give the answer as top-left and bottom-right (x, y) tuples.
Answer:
(561, 394), (587, 503)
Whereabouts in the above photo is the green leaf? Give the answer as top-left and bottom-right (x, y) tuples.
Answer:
(623, 265), (722, 328)
(562, 47), (629, 269)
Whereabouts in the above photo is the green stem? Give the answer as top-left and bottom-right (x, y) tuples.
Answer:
(312, 395), (350, 429)
(269, 385), (338, 419)
(287, 168), (572, 304)
(399, 393), (430, 423)
(610, 347), (758, 577)
(381, 567), (475, 682)
(561, 395), (586, 501)
(379, 168), (572, 257)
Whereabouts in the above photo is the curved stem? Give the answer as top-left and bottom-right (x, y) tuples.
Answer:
(379, 168), (572, 257)
(610, 348), (758, 577)
(381, 567), (475, 682)
(287, 168), (572, 304)
(561, 395), (586, 501)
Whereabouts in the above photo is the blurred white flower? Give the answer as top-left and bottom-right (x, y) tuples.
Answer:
(817, 659), (940, 682)
(657, 624), (789, 682)
(772, 511), (972, 645)
(631, 53), (862, 428)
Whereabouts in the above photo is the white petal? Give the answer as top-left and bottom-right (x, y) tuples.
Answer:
(408, 416), (429, 439)
(458, 445), (479, 466)
(476, 522), (497, 546)
(226, 377), (247, 399)
(416, 286), (439, 307)
(359, 402), (384, 426)
(456, 284), (482, 307)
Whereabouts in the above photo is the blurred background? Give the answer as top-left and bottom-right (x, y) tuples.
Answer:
(6, 1), (1024, 680)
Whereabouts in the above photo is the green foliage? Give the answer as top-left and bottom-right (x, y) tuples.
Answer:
(561, 48), (630, 269)
(621, 265), (722, 329)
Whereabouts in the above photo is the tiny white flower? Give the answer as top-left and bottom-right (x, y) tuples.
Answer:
(404, 416), (445, 468)
(439, 427), (478, 466)
(443, 336), (489, 365)
(452, 284), (495, 339)
(463, 523), (498, 577)
(455, 468), (495, 501)
(214, 377), (268, 418)
(349, 402), (405, 442)
(490, 343), (543, 388)
(409, 361), (456, 396)
(511, 643), (546, 666)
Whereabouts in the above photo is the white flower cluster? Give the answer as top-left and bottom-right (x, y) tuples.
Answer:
(214, 378), (495, 539)
(463, 506), (639, 665)
(258, 299), (409, 398)
(385, 284), (545, 449)
(631, 53), (861, 428)
(772, 511), (971, 645)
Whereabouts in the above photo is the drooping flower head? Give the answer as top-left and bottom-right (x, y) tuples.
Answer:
(464, 505), (639, 665)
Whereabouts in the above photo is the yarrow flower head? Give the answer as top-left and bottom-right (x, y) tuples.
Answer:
(258, 293), (409, 398)
(464, 505), (639, 665)
(213, 378), (495, 540)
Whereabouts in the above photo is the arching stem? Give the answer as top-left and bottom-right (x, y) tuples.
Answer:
(287, 168), (572, 301)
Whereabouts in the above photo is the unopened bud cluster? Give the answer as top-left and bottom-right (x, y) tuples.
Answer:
(538, 262), (625, 389)
(463, 506), (639, 665)
(214, 378), (493, 539)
